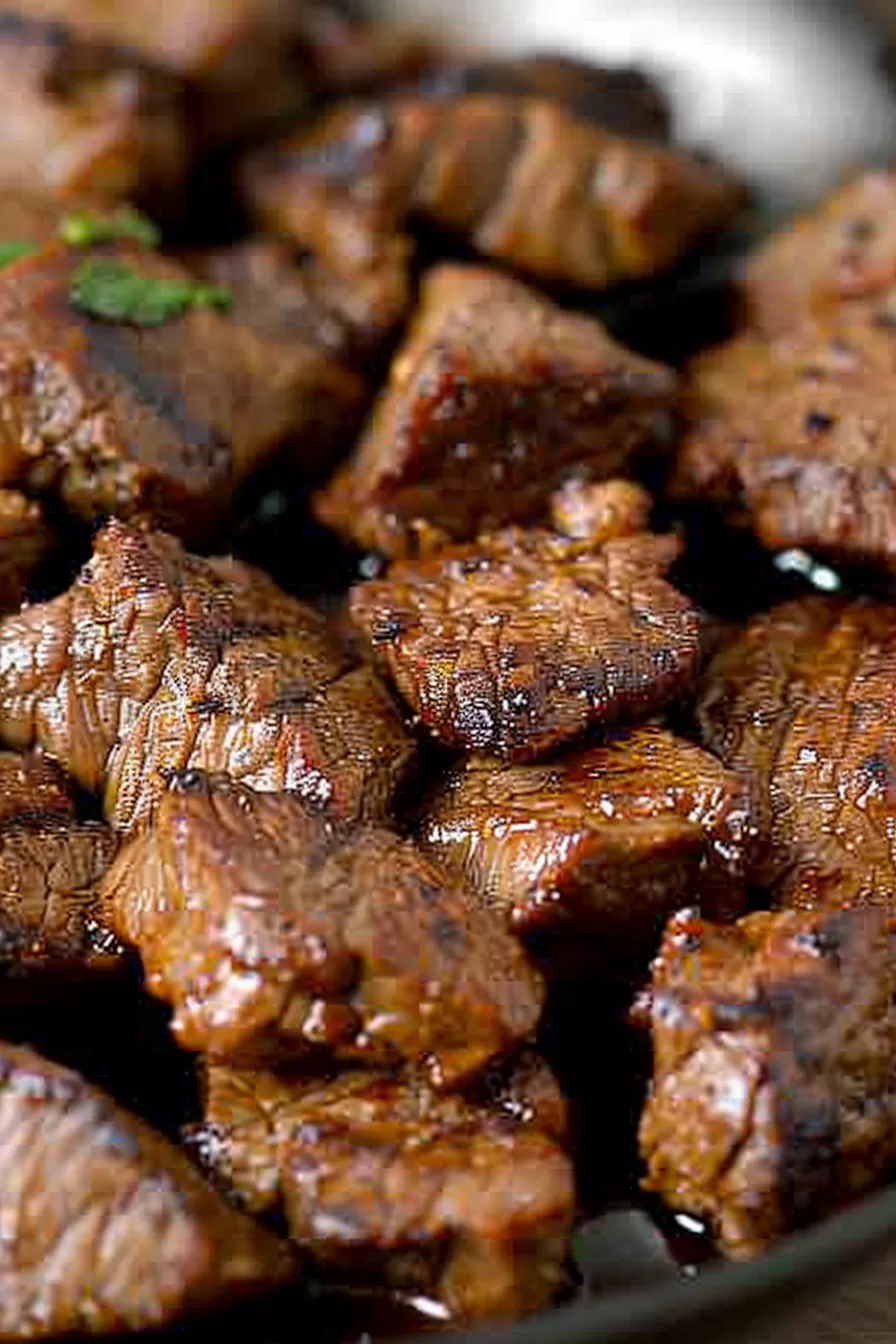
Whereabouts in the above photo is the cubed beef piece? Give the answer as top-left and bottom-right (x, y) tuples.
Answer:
(637, 906), (896, 1258)
(102, 771), (542, 1080)
(0, 1041), (293, 1333)
(0, 749), (120, 972)
(0, 241), (316, 541)
(697, 596), (896, 912)
(316, 265), (677, 556)
(0, 490), (54, 613)
(186, 1065), (573, 1322)
(349, 486), (700, 761)
(0, 522), (415, 832)
(419, 726), (747, 952)
(0, 12), (185, 208)
(741, 171), (896, 336)
(243, 93), (742, 293)
(674, 310), (896, 573)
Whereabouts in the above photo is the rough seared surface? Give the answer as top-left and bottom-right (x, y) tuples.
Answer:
(349, 504), (701, 761)
(103, 772), (542, 1080)
(0, 242), (313, 542)
(317, 265), (676, 556)
(674, 310), (896, 573)
(0, 523), (415, 832)
(741, 171), (896, 336)
(419, 726), (748, 949)
(0, 1041), (293, 1334)
(0, 490), (54, 614)
(244, 93), (741, 292)
(0, 11), (185, 207)
(187, 1065), (574, 1322)
(697, 596), (896, 912)
(637, 906), (896, 1258)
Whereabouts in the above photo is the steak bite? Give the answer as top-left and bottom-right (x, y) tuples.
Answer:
(0, 749), (120, 972)
(0, 241), (313, 542)
(0, 490), (54, 613)
(674, 311), (896, 574)
(187, 1065), (574, 1322)
(244, 93), (741, 293)
(637, 906), (896, 1258)
(697, 596), (896, 913)
(316, 265), (677, 557)
(0, 12), (185, 208)
(103, 771), (542, 1080)
(0, 522), (415, 832)
(741, 171), (896, 337)
(0, 1041), (293, 1334)
(349, 490), (701, 761)
(418, 726), (747, 951)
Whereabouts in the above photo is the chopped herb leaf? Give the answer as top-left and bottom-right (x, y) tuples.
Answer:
(69, 258), (231, 327)
(59, 206), (160, 249)
(0, 241), (37, 269)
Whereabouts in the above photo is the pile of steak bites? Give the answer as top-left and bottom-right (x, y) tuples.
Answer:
(0, 1), (893, 1339)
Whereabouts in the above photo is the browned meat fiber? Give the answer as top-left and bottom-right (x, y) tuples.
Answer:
(0, 750), (120, 972)
(697, 596), (896, 912)
(0, 1040), (293, 1334)
(349, 481), (701, 761)
(103, 770), (542, 1081)
(674, 307), (896, 573)
(317, 264), (677, 557)
(637, 905), (896, 1258)
(187, 1064), (574, 1322)
(0, 11), (185, 207)
(741, 170), (896, 336)
(0, 522), (415, 832)
(419, 725), (748, 953)
(0, 490), (54, 614)
(244, 91), (742, 292)
(0, 241), (325, 542)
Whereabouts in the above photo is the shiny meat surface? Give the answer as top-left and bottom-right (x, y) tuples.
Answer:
(244, 92), (741, 292)
(0, 242), (314, 542)
(674, 309), (896, 573)
(349, 497), (701, 761)
(0, 523), (414, 831)
(0, 490), (54, 614)
(697, 596), (896, 912)
(637, 906), (896, 1257)
(0, 1041), (293, 1334)
(0, 12), (185, 207)
(103, 772), (542, 1080)
(419, 726), (748, 950)
(316, 265), (677, 557)
(188, 1065), (574, 1322)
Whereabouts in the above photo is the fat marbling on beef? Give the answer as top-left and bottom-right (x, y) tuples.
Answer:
(186, 1063), (573, 1322)
(0, 522), (415, 832)
(637, 905), (896, 1258)
(102, 771), (542, 1082)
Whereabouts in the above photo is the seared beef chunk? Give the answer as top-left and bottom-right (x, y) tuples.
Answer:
(697, 596), (896, 912)
(0, 490), (54, 612)
(188, 1065), (574, 1321)
(742, 171), (896, 336)
(0, 1041), (293, 1333)
(0, 12), (185, 207)
(244, 93), (741, 293)
(413, 55), (670, 139)
(0, 523), (414, 831)
(0, 749), (120, 971)
(349, 487), (700, 761)
(0, 242), (315, 541)
(316, 265), (677, 556)
(419, 726), (747, 951)
(637, 906), (896, 1258)
(674, 309), (896, 573)
(103, 772), (542, 1080)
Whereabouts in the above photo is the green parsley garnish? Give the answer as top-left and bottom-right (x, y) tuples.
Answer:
(0, 241), (37, 269)
(69, 258), (231, 327)
(59, 206), (160, 250)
